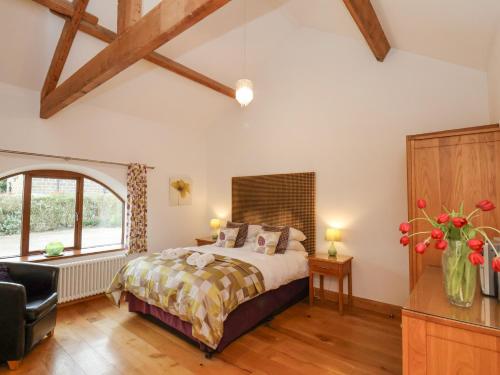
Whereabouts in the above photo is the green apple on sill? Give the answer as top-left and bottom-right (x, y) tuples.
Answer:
(45, 241), (64, 257)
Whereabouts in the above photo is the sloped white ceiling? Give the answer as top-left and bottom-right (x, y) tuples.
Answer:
(0, 0), (499, 125)
(0, 0), (294, 127)
(283, 0), (500, 71)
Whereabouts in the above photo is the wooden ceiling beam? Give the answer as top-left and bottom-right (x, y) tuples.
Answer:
(41, 0), (231, 118)
(343, 0), (390, 62)
(51, 10), (236, 100)
(117, 0), (142, 34)
(32, 0), (98, 25)
(41, 0), (90, 99)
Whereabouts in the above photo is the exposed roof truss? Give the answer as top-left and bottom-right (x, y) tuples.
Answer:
(32, 0), (233, 118)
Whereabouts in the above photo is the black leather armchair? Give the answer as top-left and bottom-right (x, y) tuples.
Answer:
(0, 262), (59, 370)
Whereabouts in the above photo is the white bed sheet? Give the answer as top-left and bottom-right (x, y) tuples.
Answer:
(182, 243), (309, 292)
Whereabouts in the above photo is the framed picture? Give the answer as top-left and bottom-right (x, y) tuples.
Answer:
(169, 176), (192, 206)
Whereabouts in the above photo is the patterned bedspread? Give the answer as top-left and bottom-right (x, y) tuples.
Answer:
(106, 252), (265, 349)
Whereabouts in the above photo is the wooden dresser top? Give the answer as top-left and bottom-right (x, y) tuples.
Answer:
(404, 267), (500, 332)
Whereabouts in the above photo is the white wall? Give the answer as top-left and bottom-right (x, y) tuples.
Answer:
(0, 81), (208, 252)
(206, 27), (490, 306)
(487, 24), (500, 123)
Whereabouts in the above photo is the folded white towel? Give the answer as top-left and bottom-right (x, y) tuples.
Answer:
(186, 252), (201, 266)
(196, 253), (215, 269)
(160, 248), (189, 260)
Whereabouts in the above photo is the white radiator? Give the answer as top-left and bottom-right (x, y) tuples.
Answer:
(57, 254), (128, 303)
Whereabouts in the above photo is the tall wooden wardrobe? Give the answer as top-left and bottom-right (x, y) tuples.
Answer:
(406, 124), (500, 289)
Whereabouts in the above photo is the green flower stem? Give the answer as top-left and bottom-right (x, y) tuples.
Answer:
(466, 208), (480, 221)
(476, 226), (500, 235)
(443, 240), (476, 307)
(409, 217), (430, 223)
(421, 209), (437, 227)
(407, 231), (431, 238)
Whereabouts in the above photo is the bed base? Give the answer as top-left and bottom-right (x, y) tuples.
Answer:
(127, 277), (308, 356)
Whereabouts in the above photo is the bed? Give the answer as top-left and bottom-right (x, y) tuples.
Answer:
(110, 172), (316, 357)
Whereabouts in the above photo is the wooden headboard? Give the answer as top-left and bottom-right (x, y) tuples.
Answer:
(232, 172), (316, 254)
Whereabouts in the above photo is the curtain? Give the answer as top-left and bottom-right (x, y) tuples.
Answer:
(126, 164), (148, 254)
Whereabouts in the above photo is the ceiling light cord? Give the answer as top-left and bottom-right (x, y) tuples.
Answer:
(235, 0), (254, 107)
(243, 0), (247, 77)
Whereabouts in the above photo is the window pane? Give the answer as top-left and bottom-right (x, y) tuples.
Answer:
(0, 175), (24, 257)
(29, 177), (77, 251)
(82, 179), (123, 248)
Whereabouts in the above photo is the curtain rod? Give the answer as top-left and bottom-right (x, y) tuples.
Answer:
(0, 149), (155, 170)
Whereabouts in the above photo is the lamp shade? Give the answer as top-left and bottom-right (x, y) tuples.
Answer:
(325, 227), (341, 242)
(210, 218), (221, 229)
(235, 79), (254, 107)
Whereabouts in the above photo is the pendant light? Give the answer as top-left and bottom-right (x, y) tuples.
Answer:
(235, 0), (254, 107)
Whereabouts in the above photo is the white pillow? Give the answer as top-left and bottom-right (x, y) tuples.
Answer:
(286, 240), (306, 252)
(289, 227), (306, 242)
(247, 224), (262, 239)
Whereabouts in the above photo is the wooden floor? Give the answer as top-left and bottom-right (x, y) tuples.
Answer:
(0, 297), (402, 375)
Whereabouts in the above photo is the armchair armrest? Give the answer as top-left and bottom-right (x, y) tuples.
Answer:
(0, 282), (26, 361)
(1, 262), (59, 297)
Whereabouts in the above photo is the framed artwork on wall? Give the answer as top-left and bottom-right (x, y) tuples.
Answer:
(169, 176), (192, 206)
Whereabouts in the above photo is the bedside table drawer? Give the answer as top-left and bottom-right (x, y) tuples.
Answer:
(309, 259), (339, 274)
(196, 238), (216, 246)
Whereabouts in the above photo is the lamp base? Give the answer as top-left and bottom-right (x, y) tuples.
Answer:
(328, 242), (337, 257)
(211, 232), (219, 240)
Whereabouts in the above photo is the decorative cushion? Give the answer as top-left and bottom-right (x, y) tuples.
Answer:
(0, 264), (13, 283)
(261, 225), (290, 254)
(226, 221), (249, 248)
(253, 231), (282, 255)
(215, 227), (240, 248)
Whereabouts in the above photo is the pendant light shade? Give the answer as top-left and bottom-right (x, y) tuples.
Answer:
(235, 78), (254, 107)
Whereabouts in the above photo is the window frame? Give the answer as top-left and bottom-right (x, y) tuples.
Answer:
(0, 170), (125, 257)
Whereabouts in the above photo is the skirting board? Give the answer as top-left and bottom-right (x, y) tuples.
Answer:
(61, 290), (402, 320)
(313, 287), (402, 319)
(58, 293), (106, 307)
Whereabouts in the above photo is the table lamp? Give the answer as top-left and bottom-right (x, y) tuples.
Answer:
(325, 227), (341, 257)
(210, 218), (221, 240)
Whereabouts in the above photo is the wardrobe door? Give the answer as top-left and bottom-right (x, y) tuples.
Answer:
(407, 129), (500, 288)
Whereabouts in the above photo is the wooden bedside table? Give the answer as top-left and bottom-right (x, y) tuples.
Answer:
(195, 237), (216, 246)
(308, 253), (353, 314)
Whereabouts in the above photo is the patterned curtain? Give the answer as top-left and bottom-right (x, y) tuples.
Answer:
(126, 164), (148, 254)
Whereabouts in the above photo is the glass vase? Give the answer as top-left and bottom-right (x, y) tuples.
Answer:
(442, 240), (477, 308)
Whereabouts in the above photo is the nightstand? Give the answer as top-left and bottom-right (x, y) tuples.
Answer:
(195, 237), (216, 246)
(308, 253), (353, 314)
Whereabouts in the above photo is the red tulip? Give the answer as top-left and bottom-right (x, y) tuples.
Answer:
(468, 252), (484, 266)
(415, 242), (427, 254)
(476, 200), (496, 212)
(399, 222), (410, 234)
(436, 213), (450, 224)
(435, 240), (448, 251)
(417, 199), (427, 209)
(400, 235), (410, 246)
(431, 228), (444, 240)
(492, 257), (500, 273)
(467, 239), (484, 252)
(452, 217), (467, 228)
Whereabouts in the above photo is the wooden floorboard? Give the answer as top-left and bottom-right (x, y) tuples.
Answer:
(0, 297), (402, 374)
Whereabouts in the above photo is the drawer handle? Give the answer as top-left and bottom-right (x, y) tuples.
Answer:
(315, 265), (332, 270)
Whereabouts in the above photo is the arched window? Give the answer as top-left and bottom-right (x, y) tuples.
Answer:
(0, 170), (124, 258)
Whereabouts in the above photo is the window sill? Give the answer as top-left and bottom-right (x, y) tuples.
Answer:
(3, 246), (126, 263)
